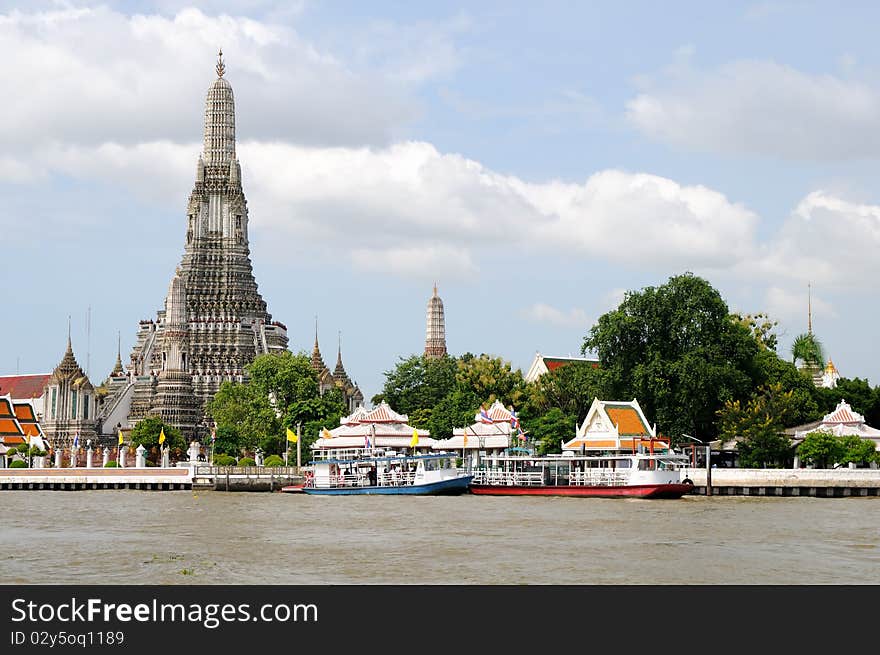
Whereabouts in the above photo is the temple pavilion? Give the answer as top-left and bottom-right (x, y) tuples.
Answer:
(312, 401), (435, 454)
(561, 398), (668, 453)
(788, 400), (880, 467)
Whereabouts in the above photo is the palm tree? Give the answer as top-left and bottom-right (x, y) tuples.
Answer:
(791, 333), (824, 368)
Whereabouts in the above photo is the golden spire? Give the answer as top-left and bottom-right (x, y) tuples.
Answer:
(216, 48), (226, 77)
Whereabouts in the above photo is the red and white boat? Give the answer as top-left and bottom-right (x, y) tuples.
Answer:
(468, 398), (693, 499)
(469, 451), (693, 498)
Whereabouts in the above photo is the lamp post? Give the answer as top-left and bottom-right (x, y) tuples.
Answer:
(681, 433), (712, 497)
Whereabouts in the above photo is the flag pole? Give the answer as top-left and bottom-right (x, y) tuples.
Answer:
(296, 422), (302, 471)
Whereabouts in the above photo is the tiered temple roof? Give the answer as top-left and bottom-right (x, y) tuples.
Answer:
(313, 401), (434, 450)
(792, 400), (880, 452)
(562, 398), (666, 452)
(0, 395), (27, 445)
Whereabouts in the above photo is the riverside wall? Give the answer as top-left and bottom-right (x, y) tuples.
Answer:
(683, 467), (880, 497)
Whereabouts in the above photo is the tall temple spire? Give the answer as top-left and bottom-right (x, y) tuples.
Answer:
(808, 282), (813, 334)
(112, 50), (288, 440)
(425, 285), (447, 360)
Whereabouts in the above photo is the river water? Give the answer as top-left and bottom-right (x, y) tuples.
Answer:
(1, 491), (878, 584)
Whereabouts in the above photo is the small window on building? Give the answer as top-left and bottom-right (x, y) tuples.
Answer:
(51, 388), (57, 419)
(83, 395), (90, 420)
(71, 391), (78, 418)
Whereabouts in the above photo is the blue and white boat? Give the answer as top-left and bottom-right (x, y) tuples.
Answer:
(298, 452), (472, 495)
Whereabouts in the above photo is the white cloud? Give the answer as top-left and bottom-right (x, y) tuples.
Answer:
(0, 6), (414, 151)
(764, 286), (837, 325)
(4, 138), (761, 275)
(626, 59), (880, 160)
(522, 303), (590, 328)
(351, 245), (477, 279)
(754, 191), (880, 289)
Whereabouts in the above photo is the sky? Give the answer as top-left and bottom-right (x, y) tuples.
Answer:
(3, 1), (880, 403)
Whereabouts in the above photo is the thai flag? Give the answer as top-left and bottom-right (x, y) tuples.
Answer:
(509, 408), (520, 430)
(73, 433), (79, 448)
(365, 433), (372, 449)
(479, 406), (492, 424)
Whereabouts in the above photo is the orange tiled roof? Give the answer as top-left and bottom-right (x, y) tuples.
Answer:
(13, 404), (35, 421)
(0, 418), (25, 436)
(605, 406), (650, 436)
(0, 398), (15, 418)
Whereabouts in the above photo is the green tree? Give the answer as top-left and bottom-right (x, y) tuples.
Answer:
(528, 407), (578, 455)
(838, 435), (879, 467)
(130, 417), (185, 462)
(791, 333), (824, 370)
(212, 424), (241, 457)
(716, 383), (797, 468)
(455, 354), (528, 407)
(733, 312), (779, 351)
(752, 349), (820, 426)
(428, 389), (481, 441)
(584, 273), (759, 442)
(526, 360), (607, 423)
(207, 381), (280, 453)
(797, 431), (844, 469)
(375, 355), (458, 415)
(247, 351), (321, 415)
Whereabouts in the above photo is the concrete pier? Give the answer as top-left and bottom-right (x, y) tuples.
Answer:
(0, 467), (192, 491)
(684, 468), (880, 497)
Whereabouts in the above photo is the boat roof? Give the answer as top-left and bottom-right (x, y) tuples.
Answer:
(309, 452), (458, 466)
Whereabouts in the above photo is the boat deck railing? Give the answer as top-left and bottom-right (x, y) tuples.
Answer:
(472, 469), (630, 487)
(310, 471), (417, 488)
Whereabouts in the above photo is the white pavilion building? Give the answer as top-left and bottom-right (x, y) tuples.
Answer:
(790, 400), (880, 467)
(311, 401), (435, 456)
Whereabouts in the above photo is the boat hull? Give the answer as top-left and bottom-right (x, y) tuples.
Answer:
(303, 475), (473, 496)
(468, 482), (694, 499)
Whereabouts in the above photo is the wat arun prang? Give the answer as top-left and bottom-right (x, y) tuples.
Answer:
(104, 52), (289, 439)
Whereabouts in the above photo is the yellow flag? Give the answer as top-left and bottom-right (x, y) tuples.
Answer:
(410, 428), (419, 448)
(118, 429), (124, 446)
(159, 428), (166, 445)
(463, 433), (468, 448)
(286, 427), (298, 443)
(321, 427), (333, 439)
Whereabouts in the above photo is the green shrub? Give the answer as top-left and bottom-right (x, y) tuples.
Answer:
(15, 444), (29, 454)
(263, 454), (285, 467)
(213, 454), (236, 466)
(237, 457), (256, 467)
(104, 460), (118, 468)
(9, 460), (27, 468)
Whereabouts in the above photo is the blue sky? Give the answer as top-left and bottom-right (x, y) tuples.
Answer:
(3, 1), (880, 402)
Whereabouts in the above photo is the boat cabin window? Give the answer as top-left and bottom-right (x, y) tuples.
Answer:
(638, 459), (657, 471)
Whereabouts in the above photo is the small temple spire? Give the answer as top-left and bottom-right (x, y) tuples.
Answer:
(336, 330), (342, 367)
(216, 48), (226, 77)
(310, 316), (326, 373)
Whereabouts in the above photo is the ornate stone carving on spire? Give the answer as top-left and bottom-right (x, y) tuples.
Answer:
(203, 51), (235, 166)
(425, 284), (447, 359)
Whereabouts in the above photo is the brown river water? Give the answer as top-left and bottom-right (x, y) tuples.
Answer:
(1, 491), (878, 584)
